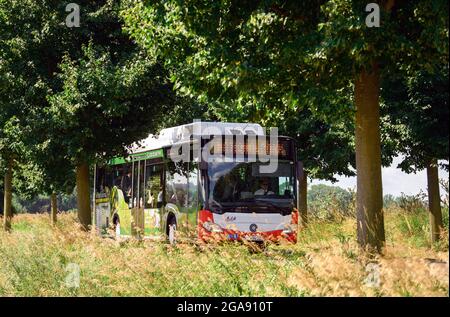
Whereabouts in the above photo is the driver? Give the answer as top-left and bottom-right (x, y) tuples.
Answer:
(254, 178), (274, 196)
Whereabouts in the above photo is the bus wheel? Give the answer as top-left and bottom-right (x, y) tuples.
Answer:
(167, 216), (177, 245)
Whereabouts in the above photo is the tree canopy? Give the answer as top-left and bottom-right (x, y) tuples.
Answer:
(382, 65), (449, 173)
(0, 0), (183, 227)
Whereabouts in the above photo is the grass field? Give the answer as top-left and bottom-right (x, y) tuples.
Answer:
(0, 209), (448, 297)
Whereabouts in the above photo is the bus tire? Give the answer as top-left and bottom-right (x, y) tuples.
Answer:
(167, 214), (177, 245)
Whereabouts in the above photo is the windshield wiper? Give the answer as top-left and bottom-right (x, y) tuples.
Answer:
(210, 199), (291, 215)
(209, 200), (236, 214)
(254, 199), (292, 215)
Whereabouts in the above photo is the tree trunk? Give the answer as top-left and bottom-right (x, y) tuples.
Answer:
(426, 159), (443, 243)
(3, 159), (13, 231)
(76, 162), (91, 230)
(0, 190), (3, 215)
(298, 163), (308, 229)
(354, 63), (385, 253)
(51, 192), (58, 225)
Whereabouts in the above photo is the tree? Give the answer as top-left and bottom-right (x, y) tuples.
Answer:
(122, 0), (448, 252)
(1, 0), (179, 229)
(0, 116), (26, 230)
(11, 151), (75, 224)
(382, 66), (449, 242)
(48, 44), (177, 228)
(0, 0), (79, 228)
(308, 184), (354, 219)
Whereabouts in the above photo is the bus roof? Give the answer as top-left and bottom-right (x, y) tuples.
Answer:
(128, 121), (266, 155)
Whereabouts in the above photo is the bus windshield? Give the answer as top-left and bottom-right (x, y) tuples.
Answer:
(207, 161), (295, 214)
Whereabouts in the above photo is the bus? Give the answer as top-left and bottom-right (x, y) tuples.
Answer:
(93, 121), (299, 243)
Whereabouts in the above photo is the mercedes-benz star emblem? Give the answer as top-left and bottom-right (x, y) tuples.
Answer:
(249, 223), (258, 232)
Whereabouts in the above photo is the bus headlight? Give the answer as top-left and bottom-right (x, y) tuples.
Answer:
(202, 221), (223, 233)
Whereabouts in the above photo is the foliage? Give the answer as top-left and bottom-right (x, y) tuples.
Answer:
(440, 178), (449, 209)
(383, 194), (397, 209)
(0, 211), (447, 296)
(47, 43), (176, 165)
(396, 192), (427, 213)
(307, 184), (355, 219)
(382, 66), (449, 172)
(11, 191), (77, 214)
(388, 206), (449, 250)
(283, 109), (355, 180)
(121, 0), (448, 120)
(154, 96), (216, 131)
(0, 0), (187, 202)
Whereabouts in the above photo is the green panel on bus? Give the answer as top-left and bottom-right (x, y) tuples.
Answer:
(108, 149), (164, 165)
(130, 149), (164, 161)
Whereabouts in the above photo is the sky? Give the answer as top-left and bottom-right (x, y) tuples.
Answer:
(310, 156), (449, 197)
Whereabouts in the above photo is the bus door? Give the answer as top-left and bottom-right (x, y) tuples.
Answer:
(111, 163), (133, 237)
(131, 160), (145, 238)
(94, 165), (113, 233)
(165, 161), (199, 238)
(143, 162), (164, 236)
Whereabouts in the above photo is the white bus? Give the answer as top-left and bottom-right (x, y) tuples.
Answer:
(93, 122), (299, 243)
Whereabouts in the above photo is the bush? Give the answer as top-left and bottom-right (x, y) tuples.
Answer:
(307, 184), (354, 220)
(440, 178), (449, 209)
(10, 190), (77, 214)
(383, 194), (398, 209)
(0, 213), (447, 296)
(396, 192), (427, 213)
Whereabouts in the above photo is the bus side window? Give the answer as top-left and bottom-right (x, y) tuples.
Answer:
(104, 166), (113, 195)
(132, 161), (139, 208)
(144, 163), (163, 209)
(165, 162), (188, 210)
(115, 163), (132, 204)
(95, 166), (105, 194)
(139, 161), (144, 208)
(96, 166), (113, 195)
(144, 163), (152, 208)
(188, 163), (198, 210)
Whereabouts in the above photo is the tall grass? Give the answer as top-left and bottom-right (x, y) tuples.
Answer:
(0, 209), (448, 297)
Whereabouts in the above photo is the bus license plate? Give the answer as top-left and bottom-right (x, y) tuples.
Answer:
(245, 235), (263, 242)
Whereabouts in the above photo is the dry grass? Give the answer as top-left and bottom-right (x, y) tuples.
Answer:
(0, 210), (448, 297)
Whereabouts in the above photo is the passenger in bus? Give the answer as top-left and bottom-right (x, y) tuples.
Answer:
(121, 169), (132, 203)
(254, 178), (274, 196)
(157, 187), (163, 208)
(147, 191), (154, 207)
(214, 174), (238, 202)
